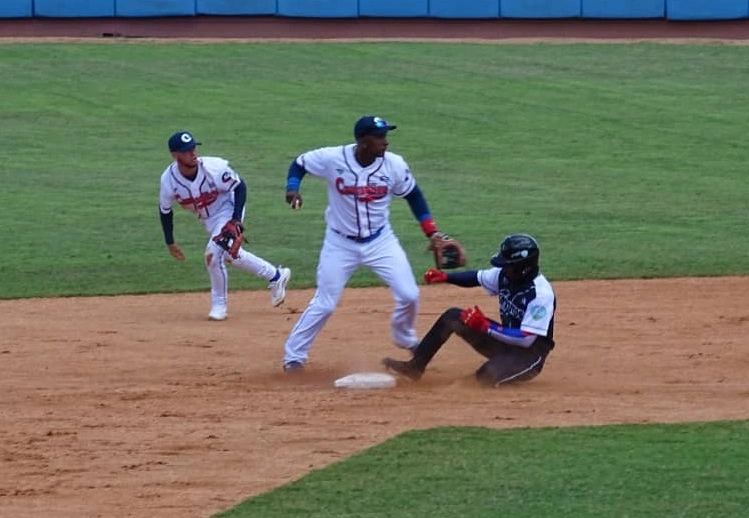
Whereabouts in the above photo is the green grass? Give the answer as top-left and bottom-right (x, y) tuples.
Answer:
(1, 42), (748, 298)
(216, 421), (749, 518)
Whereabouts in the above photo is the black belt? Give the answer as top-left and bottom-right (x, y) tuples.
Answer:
(332, 226), (384, 244)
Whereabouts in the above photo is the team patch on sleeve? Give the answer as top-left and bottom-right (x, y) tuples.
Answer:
(218, 166), (239, 191)
(520, 297), (554, 336)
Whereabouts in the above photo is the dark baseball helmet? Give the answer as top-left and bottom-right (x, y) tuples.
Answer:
(490, 234), (540, 277)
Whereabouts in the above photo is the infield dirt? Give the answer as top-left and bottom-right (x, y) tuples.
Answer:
(2, 277), (748, 517)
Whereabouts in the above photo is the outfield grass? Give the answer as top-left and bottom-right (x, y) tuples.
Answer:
(1, 43), (747, 299)
(216, 421), (749, 518)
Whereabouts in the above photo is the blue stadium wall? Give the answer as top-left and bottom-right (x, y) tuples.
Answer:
(2, 0), (749, 21)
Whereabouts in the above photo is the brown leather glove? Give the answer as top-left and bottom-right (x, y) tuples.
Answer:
(428, 232), (467, 270)
(212, 219), (244, 259)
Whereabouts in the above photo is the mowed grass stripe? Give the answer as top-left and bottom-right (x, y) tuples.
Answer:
(216, 421), (749, 518)
(1, 43), (748, 298)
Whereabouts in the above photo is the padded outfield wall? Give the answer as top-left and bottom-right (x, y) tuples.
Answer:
(2, 0), (749, 21)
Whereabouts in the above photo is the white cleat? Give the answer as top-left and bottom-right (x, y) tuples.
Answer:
(208, 306), (227, 321)
(269, 267), (291, 307)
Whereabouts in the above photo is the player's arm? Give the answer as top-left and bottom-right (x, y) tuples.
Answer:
(397, 165), (464, 268)
(285, 146), (336, 209)
(487, 291), (555, 349)
(424, 266), (502, 289)
(390, 157), (439, 236)
(424, 268), (481, 287)
(159, 209), (184, 260)
(214, 164), (246, 223)
(486, 323), (537, 348)
(285, 159), (306, 210)
(462, 281), (554, 349)
(232, 179), (247, 222)
(403, 185), (442, 238)
(405, 185), (467, 270)
(159, 178), (184, 261)
(460, 305), (538, 348)
(159, 209), (175, 245)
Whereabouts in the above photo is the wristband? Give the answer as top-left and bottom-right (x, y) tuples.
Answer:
(420, 218), (438, 237)
(286, 177), (300, 192)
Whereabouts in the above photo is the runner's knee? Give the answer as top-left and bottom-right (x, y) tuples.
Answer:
(442, 307), (464, 331)
(475, 356), (543, 387)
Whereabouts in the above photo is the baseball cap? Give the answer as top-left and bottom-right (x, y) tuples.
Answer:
(168, 131), (202, 153)
(354, 116), (397, 139)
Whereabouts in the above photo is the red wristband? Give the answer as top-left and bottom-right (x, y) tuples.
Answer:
(420, 218), (438, 237)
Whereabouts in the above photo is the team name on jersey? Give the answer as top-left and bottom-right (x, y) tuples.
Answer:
(499, 287), (532, 323)
(170, 169), (220, 216)
(175, 190), (219, 213)
(335, 177), (389, 202)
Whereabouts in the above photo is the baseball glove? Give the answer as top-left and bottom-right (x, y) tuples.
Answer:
(428, 232), (466, 270)
(212, 219), (244, 259)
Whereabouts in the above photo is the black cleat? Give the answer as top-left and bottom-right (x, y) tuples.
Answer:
(382, 357), (424, 381)
(283, 361), (305, 373)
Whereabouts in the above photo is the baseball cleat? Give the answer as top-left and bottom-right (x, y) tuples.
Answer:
(208, 305), (227, 321)
(382, 357), (424, 381)
(394, 342), (418, 354)
(393, 333), (419, 352)
(283, 361), (304, 373)
(269, 267), (291, 307)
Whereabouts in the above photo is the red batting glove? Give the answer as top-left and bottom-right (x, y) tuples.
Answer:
(424, 268), (448, 284)
(460, 305), (490, 333)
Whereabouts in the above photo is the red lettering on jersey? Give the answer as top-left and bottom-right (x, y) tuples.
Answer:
(176, 190), (219, 212)
(335, 177), (388, 202)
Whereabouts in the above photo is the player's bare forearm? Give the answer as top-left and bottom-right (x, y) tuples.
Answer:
(167, 243), (185, 261)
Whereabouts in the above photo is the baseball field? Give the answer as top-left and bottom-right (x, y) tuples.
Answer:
(1, 35), (748, 517)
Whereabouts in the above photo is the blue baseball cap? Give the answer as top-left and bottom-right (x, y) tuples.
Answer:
(354, 116), (397, 139)
(168, 131), (202, 153)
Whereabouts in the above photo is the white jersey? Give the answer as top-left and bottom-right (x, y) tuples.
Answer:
(477, 268), (556, 338)
(159, 156), (241, 233)
(296, 144), (416, 238)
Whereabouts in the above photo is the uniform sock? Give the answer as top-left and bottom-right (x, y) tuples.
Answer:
(270, 269), (280, 282)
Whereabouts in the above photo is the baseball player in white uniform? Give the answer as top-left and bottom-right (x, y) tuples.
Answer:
(281, 116), (450, 372)
(159, 131), (291, 320)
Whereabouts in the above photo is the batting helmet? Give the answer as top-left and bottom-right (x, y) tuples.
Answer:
(490, 234), (540, 281)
